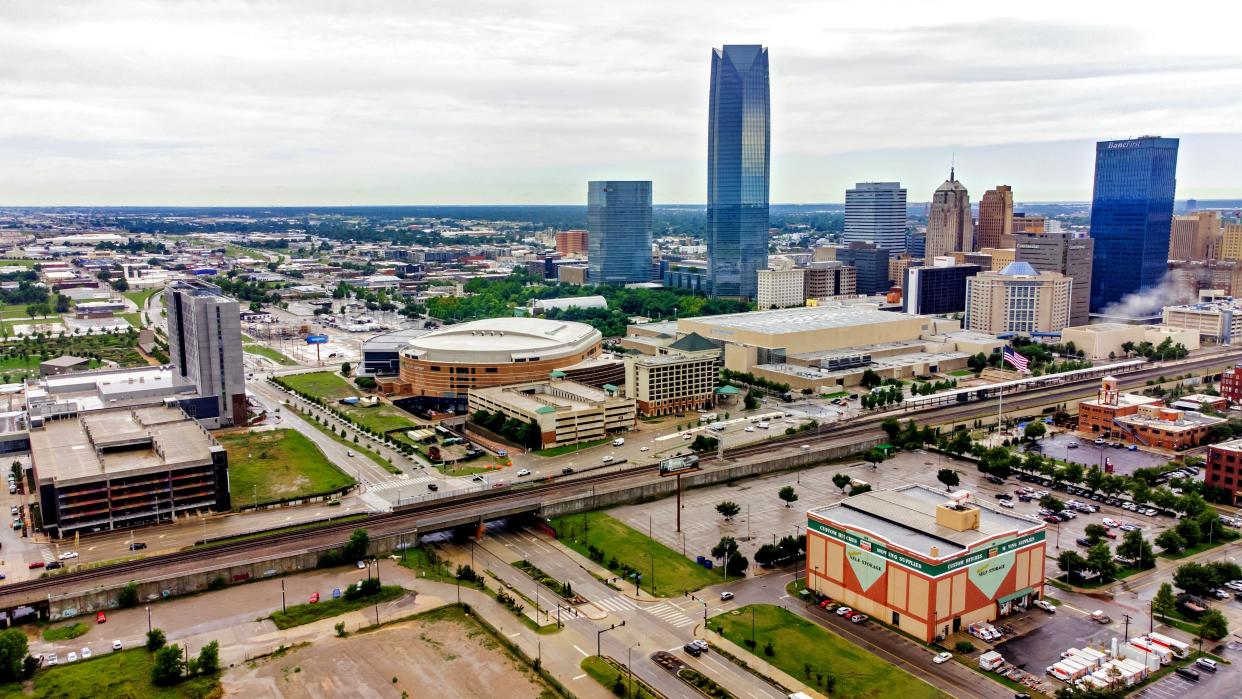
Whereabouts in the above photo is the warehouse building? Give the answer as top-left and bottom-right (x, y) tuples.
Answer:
(806, 486), (1046, 642)
(31, 404), (230, 539)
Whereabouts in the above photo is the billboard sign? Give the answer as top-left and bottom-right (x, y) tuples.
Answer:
(659, 455), (700, 477)
(306, 334), (329, 344)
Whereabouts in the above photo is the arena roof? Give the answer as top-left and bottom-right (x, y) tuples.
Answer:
(403, 317), (600, 364)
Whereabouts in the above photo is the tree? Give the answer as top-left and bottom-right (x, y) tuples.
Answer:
(111, 277), (130, 292)
(340, 362), (353, 377)
(881, 417), (901, 441)
(1023, 421), (1046, 441)
(55, 294), (69, 313)
(0, 629), (27, 682)
(146, 628), (167, 651)
(1152, 582), (1177, 620)
(1057, 551), (1087, 581)
(860, 369), (882, 389)
(1117, 530), (1155, 569)
(743, 392), (760, 411)
(152, 644), (185, 686)
(1087, 542), (1117, 582)
(715, 501), (741, 521)
(1039, 494), (1065, 513)
(1155, 529), (1185, 554)
(754, 543), (781, 567)
(1083, 524), (1108, 544)
(1173, 562), (1216, 595)
(946, 430), (972, 456)
(863, 447), (886, 469)
(344, 528), (370, 561)
(778, 485), (799, 508)
(118, 581), (139, 608)
(196, 640), (220, 675)
(1062, 462), (1085, 486)
(726, 553), (749, 576)
(712, 537), (740, 560)
(1199, 609), (1229, 642)
(936, 468), (960, 491)
(848, 483), (872, 496)
(831, 473), (851, 493)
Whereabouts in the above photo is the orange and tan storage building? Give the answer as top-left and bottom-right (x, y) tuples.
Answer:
(806, 486), (1046, 642)
(379, 318), (603, 397)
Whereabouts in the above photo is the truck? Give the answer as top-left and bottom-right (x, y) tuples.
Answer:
(708, 422), (726, 432)
(1145, 632), (1190, 659)
(612, 437), (625, 447)
(978, 650), (1004, 671)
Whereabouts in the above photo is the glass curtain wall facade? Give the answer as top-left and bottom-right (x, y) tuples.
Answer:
(707, 45), (770, 300)
(587, 180), (653, 284)
(1088, 137), (1179, 314)
(844, 182), (907, 251)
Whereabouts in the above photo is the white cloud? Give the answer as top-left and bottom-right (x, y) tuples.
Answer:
(0, 0), (1239, 204)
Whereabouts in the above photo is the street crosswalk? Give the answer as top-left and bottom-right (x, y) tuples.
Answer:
(647, 601), (697, 628)
(368, 476), (437, 493)
(594, 595), (639, 613)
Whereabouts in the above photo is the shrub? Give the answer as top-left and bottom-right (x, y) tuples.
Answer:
(147, 628), (167, 651)
(117, 581), (140, 608)
(954, 640), (975, 654)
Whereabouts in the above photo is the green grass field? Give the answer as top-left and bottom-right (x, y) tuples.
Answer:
(0, 259), (40, 267)
(281, 372), (420, 437)
(244, 343), (298, 365)
(534, 437), (610, 457)
(0, 355), (100, 383)
(119, 312), (144, 329)
(270, 585), (404, 629)
(282, 371), (361, 400)
(711, 605), (947, 699)
(581, 657), (659, 699)
(949, 369), (975, 377)
(296, 409), (402, 475)
(216, 429), (355, 508)
(42, 622), (88, 642)
(122, 287), (161, 309)
(0, 648), (220, 699)
(550, 512), (732, 596)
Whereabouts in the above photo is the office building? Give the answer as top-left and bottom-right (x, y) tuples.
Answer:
(468, 378), (635, 450)
(838, 242), (891, 295)
(1170, 217), (1198, 261)
(756, 268), (806, 309)
(1207, 438), (1242, 505)
(165, 280), (246, 427)
(903, 264), (981, 315)
(1220, 364), (1242, 405)
(623, 333), (720, 416)
(1012, 213), (1046, 235)
(844, 182), (907, 251)
(907, 231), (927, 258)
(707, 45), (770, 300)
(806, 486), (1047, 642)
(964, 262), (1072, 335)
(556, 229), (589, 257)
(1078, 377), (1223, 450)
(1015, 232), (1095, 327)
(1168, 211), (1221, 261)
(1088, 136), (1180, 314)
(975, 247), (1016, 272)
(31, 405), (230, 539)
(587, 181), (653, 284)
(887, 254), (920, 291)
(1060, 323), (1198, 360)
(805, 262), (857, 300)
(977, 186), (1014, 249)
(1161, 298), (1242, 344)
(1221, 224), (1242, 261)
(926, 170), (974, 259)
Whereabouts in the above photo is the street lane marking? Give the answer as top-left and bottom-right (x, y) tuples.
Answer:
(572, 674), (586, 680)
(508, 632), (520, 637)
(573, 645), (588, 657)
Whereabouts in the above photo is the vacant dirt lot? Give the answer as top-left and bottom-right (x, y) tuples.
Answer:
(222, 607), (553, 699)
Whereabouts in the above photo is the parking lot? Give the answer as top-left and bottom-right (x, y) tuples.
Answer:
(1037, 432), (1172, 475)
(1135, 661), (1239, 699)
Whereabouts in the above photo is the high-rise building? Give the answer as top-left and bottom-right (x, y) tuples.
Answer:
(925, 169), (974, 259)
(838, 242), (891, 295)
(804, 262), (857, 300)
(756, 268), (806, 309)
(965, 262), (1073, 335)
(1088, 136), (1179, 314)
(977, 185), (1014, 249)
(1012, 213), (1046, 235)
(843, 182), (907, 251)
(707, 44), (770, 300)
(887, 253), (921, 291)
(1222, 224), (1242, 262)
(556, 229), (589, 257)
(165, 280), (246, 426)
(903, 263), (981, 315)
(1170, 216), (1197, 261)
(1014, 232), (1095, 327)
(906, 231), (926, 258)
(587, 180), (653, 285)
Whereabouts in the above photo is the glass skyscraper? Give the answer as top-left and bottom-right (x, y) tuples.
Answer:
(587, 180), (653, 285)
(707, 45), (770, 300)
(1088, 136), (1179, 315)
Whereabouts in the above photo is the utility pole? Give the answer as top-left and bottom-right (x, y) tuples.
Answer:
(281, 580), (286, 613)
(597, 621), (625, 656)
(1122, 613), (1132, 641)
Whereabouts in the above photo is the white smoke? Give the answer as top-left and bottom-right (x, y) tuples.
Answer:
(1095, 272), (1196, 320)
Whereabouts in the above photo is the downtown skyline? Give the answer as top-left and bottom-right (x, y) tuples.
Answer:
(2, 1), (1242, 206)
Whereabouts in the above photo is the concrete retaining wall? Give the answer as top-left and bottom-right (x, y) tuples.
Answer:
(539, 436), (883, 518)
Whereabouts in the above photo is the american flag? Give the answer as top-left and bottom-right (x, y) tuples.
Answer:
(1003, 346), (1030, 373)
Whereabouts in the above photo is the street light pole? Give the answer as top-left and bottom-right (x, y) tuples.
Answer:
(146, 606), (151, 634)
(627, 642), (641, 699)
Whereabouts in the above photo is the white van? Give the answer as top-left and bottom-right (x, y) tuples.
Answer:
(612, 438), (625, 447)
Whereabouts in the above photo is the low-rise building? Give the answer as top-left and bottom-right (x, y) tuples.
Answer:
(30, 404), (230, 539)
(1161, 298), (1242, 344)
(756, 268), (806, 309)
(1077, 376), (1224, 450)
(468, 378), (634, 449)
(1207, 438), (1242, 505)
(623, 333), (720, 416)
(1220, 363), (1242, 405)
(39, 356), (91, 377)
(804, 262), (857, 300)
(1060, 323), (1199, 360)
(806, 486), (1046, 642)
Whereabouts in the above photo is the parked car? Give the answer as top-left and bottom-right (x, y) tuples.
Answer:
(1175, 666), (1201, 681)
(1195, 658), (1218, 673)
(96, 611), (106, 624)
(80, 648), (91, 660)
(836, 606), (852, 616)
(601, 455), (614, 463)
(1102, 518), (1120, 527)
(1120, 523), (1140, 532)
(27, 561), (44, 570)
(58, 551), (78, 560)
(1033, 599), (1056, 613)
(128, 542), (147, 551)
(66, 652), (77, 663)
(999, 500), (1014, 509)
(561, 467), (575, 475)
(427, 483), (438, 491)
(1076, 537), (1092, 547)
(46, 562), (63, 570)
(850, 613), (868, 624)
(46, 655), (57, 666)
(112, 640), (122, 651)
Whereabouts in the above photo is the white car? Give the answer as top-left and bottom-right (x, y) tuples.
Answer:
(1033, 599), (1056, 613)
(516, 469), (531, 477)
(46, 654), (57, 666)
(112, 640), (122, 651)
(745, 427), (755, 432)
(80, 647), (91, 660)
(601, 455), (614, 463)
(720, 591), (734, 601)
(998, 499), (1014, 508)
(66, 652), (77, 663)
(58, 551), (78, 560)
(639, 446), (649, 452)
(933, 651), (952, 664)
(1119, 523), (1140, 532)
(1102, 518), (1119, 528)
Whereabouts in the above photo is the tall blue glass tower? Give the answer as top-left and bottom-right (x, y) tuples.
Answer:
(707, 45), (770, 300)
(1088, 136), (1179, 315)
(587, 180), (653, 284)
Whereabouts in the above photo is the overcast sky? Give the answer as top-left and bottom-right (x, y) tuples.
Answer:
(2, 0), (1241, 206)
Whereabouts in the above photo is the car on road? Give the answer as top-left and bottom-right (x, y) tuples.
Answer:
(112, 640), (122, 652)
(27, 561), (43, 569)
(496, 450), (507, 457)
(128, 542), (147, 551)
(1090, 610), (1111, 624)
(998, 499), (1014, 508)
(639, 446), (649, 452)
(96, 611), (106, 624)
(1127, 444), (1137, 451)
(346, 450), (354, 458)
(516, 469), (531, 477)
(689, 639), (708, 653)
(720, 591), (734, 601)
(45, 561), (63, 570)
(1196, 658), (1218, 672)
(472, 475), (486, 482)
(601, 455), (614, 463)
(933, 651), (953, 664)
(80, 648), (91, 660)
(66, 652), (77, 663)
(1094, 438), (1106, 445)
(745, 427), (754, 432)
(1102, 518), (1119, 527)
(681, 434), (691, 440)
(561, 467), (575, 475)
(683, 642), (702, 656)
(427, 483), (438, 491)
(58, 551), (78, 560)
(46, 655), (57, 667)
(356, 560), (367, 569)
(1033, 599), (1056, 613)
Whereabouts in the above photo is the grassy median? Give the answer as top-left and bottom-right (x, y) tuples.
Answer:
(0, 648), (219, 699)
(270, 585), (405, 629)
(217, 428), (355, 507)
(710, 604), (947, 699)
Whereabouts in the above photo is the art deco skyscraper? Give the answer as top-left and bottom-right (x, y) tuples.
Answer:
(707, 44), (770, 300)
(977, 185), (1014, 249)
(925, 169), (974, 259)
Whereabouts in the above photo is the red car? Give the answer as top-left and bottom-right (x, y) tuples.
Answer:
(27, 561), (43, 570)
(308, 592), (320, 604)
(96, 611), (106, 624)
